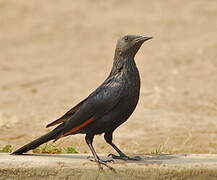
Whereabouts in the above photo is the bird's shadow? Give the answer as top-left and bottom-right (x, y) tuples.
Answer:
(19, 153), (181, 165)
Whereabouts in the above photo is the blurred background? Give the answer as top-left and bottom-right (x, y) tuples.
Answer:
(0, 0), (217, 154)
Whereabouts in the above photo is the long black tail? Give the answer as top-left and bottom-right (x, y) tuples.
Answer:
(11, 126), (63, 155)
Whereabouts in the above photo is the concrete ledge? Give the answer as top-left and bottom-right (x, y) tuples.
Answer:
(1, 153), (217, 180)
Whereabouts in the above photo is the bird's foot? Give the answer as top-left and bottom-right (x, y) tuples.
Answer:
(108, 153), (142, 161)
(87, 156), (114, 170)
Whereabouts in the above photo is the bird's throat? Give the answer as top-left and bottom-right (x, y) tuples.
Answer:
(110, 56), (137, 76)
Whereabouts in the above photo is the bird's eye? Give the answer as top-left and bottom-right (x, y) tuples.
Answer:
(124, 36), (128, 41)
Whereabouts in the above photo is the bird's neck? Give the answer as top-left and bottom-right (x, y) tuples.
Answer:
(110, 56), (137, 76)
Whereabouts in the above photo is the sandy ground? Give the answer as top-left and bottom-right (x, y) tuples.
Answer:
(0, 0), (217, 155)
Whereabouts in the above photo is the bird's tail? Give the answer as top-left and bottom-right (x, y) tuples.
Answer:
(11, 125), (63, 155)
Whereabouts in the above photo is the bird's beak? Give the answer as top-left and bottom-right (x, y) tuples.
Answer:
(135, 36), (152, 43)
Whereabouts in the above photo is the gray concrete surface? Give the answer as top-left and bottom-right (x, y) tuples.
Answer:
(1, 153), (217, 179)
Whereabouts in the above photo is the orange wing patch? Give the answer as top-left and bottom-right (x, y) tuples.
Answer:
(55, 117), (96, 141)
(63, 117), (96, 136)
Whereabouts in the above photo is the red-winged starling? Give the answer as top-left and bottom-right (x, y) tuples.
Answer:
(11, 35), (152, 168)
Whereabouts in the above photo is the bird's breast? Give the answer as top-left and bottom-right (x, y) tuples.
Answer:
(119, 69), (140, 109)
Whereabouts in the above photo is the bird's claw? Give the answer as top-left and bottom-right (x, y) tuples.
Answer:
(87, 156), (114, 170)
(108, 153), (142, 161)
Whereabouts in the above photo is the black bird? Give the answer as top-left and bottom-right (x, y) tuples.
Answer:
(11, 35), (152, 168)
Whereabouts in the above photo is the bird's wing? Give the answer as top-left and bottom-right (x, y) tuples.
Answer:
(55, 77), (124, 139)
(46, 98), (88, 128)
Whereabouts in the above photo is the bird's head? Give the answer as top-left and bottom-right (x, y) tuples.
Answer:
(114, 35), (152, 59)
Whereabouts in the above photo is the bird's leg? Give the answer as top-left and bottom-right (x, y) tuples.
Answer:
(104, 132), (142, 161)
(85, 134), (114, 169)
